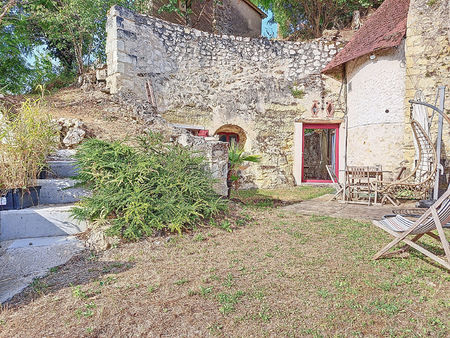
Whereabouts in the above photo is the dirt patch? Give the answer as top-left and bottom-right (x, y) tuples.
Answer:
(1, 206), (448, 337)
(41, 87), (146, 142)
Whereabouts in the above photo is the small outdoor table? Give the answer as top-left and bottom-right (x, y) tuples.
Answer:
(344, 165), (383, 205)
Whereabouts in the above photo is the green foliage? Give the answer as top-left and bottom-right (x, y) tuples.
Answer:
(0, 11), (35, 93)
(158, 0), (188, 19)
(72, 285), (88, 299)
(228, 142), (261, 195)
(220, 219), (232, 232)
(217, 290), (245, 314)
(157, 0), (204, 26)
(25, 0), (147, 74)
(0, 0), (148, 93)
(0, 98), (58, 190)
(72, 133), (227, 240)
(254, 0), (382, 38)
(291, 87), (305, 99)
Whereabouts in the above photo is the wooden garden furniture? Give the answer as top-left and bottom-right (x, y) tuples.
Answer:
(344, 165), (382, 205)
(372, 120), (437, 206)
(372, 186), (450, 270)
(326, 165), (344, 201)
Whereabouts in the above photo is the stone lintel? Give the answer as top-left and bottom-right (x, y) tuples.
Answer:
(295, 118), (344, 124)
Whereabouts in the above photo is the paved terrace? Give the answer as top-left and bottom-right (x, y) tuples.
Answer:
(283, 194), (417, 221)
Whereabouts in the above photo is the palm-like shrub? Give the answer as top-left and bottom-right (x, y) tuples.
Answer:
(227, 142), (261, 197)
(72, 132), (227, 240)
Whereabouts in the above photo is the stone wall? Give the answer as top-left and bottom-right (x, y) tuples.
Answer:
(404, 0), (450, 172)
(216, 0), (263, 37)
(345, 41), (407, 179)
(106, 5), (344, 188)
(147, 0), (262, 37)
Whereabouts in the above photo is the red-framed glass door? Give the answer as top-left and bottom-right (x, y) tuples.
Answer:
(218, 132), (239, 144)
(302, 123), (339, 183)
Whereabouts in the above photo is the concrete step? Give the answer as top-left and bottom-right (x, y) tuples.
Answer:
(37, 179), (88, 204)
(0, 235), (84, 304)
(46, 160), (79, 178)
(0, 204), (87, 241)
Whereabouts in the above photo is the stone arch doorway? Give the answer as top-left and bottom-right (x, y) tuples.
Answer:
(214, 124), (247, 146)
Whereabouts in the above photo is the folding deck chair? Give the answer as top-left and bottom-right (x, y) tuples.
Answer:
(326, 165), (344, 201)
(372, 186), (450, 270)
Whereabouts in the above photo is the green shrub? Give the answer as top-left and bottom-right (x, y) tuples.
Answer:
(290, 88), (305, 99)
(227, 142), (261, 197)
(72, 133), (227, 240)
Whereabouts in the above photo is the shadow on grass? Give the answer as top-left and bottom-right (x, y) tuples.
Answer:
(231, 195), (300, 208)
(375, 238), (450, 273)
(3, 250), (135, 308)
(231, 186), (335, 208)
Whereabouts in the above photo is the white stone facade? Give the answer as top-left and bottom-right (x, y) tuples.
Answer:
(345, 41), (407, 179)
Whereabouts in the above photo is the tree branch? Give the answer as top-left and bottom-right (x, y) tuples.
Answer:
(0, 0), (17, 26)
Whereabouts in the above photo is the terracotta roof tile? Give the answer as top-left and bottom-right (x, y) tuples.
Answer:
(322, 0), (410, 74)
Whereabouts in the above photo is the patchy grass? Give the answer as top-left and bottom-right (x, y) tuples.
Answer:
(0, 206), (449, 337)
(231, 185), (334, 208)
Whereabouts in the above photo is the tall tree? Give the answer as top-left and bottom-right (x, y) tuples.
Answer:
(254, 0), (382, 39)
(0, 0), (37, 93)
(27, 0), (123, 75)
(0, 0), (17, 25)
(0, 0), (148, 93)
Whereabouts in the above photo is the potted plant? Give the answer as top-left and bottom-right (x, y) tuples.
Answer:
(0, 98), (58, 210)
(227, 142), (261, 198)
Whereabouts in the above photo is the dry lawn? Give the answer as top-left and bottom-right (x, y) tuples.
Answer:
(231, 186), (335, 207)
(1, 199), (449, 337)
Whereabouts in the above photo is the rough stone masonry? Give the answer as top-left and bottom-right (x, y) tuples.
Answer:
(403, 0), (450, 171)
(106, 5), (344, 188)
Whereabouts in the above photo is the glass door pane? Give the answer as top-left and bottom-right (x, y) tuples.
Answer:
(303, 127), (337, 181)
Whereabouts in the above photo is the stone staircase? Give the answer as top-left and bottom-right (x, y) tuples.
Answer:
(0, 152), (89, 303)
(0, 152), (88, 241)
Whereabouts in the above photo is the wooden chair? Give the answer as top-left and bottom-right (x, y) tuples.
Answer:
(326, 165), (343, 201)
(372, 186), (450, 270)
(346, 166), (372, 205)
(373, 120), (437, 206)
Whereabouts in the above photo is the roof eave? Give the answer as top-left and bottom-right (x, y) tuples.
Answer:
(241, 0), (267, 18)
(322, 41), (405, 75)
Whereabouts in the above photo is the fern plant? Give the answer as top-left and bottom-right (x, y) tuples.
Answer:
(72, 132), (227, 240)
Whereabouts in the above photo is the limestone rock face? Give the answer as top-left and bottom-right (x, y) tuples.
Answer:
(96, 64), (108, 82)
(54, 118), (89, 148)
(105, 6), (346, 188)
(63, 126), (86, 147)
(403, 0), (450, 169)
(85, 226), (120, 251)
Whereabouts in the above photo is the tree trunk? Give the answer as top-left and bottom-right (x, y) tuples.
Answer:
(74, 42), (84, 75)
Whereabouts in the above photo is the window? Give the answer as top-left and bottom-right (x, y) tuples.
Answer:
(218, 132), (239, 144)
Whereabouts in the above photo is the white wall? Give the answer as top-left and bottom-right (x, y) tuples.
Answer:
(293, 122), (302, 184)
(345, 40), (406, 179)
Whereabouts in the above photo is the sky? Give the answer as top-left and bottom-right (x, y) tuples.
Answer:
(261, 9), (278, 39)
